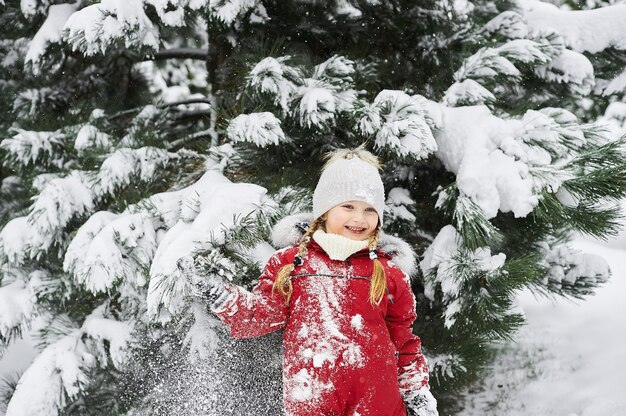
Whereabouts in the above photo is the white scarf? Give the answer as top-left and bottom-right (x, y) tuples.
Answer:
(312, 230), (369, 261)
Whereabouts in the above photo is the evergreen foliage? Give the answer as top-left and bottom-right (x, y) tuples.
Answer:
(1, 0), (626, 414)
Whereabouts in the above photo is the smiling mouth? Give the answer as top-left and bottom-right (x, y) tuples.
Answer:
(346, 226), (366, 233)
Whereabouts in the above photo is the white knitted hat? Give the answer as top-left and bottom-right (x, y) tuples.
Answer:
(312, 151), (385, 226)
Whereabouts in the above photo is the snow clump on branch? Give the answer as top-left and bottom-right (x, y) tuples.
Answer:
(420, 225), (506, 328)
(64, 0), (160, 56)
(25, 3), (79, 72)
(147, 170), (272, 322)
(358, 90), (438, 160)
(4, 304), (133, 416)
(227, 112), (286, 147)
(247, 56), (300, 112)
(433, 104), (588, 220)
(64, 212), (157, 293)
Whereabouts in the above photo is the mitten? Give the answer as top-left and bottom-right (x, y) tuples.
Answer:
(404, 387), (438, 416)
(177, 255), (232, 310)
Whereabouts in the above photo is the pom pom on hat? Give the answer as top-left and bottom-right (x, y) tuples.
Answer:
(312, 148), (385, 226)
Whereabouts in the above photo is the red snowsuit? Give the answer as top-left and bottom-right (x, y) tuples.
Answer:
(214, 240), (429, 416)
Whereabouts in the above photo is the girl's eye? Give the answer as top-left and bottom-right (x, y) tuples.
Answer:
(366, 207), (376, 212)
(342, 204), (354, 209)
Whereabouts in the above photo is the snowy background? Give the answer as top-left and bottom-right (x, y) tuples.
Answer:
(2, 0), (626, 414)
(459, 223), (626, 414)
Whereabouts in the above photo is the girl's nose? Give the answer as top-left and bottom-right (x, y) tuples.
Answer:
(352, 210), (367, 221)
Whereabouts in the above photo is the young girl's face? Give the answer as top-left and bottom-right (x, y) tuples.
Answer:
(324, 200), (379, 240)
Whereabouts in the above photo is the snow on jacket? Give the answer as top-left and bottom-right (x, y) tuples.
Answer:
(213, 221), (429, 416)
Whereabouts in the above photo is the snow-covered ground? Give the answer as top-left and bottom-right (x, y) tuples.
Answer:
(460, 235), (626, 416)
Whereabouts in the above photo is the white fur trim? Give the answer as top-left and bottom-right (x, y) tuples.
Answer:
(377, 233), (417, 276)
(270, 212), (314, 248)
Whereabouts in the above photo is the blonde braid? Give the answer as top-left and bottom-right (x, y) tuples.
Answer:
(368, 227), (387, 305)
(272, 217), (325, 303)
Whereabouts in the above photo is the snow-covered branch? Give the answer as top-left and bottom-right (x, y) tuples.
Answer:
(358, 90), (438, 160)
(147, 170), (272, 321)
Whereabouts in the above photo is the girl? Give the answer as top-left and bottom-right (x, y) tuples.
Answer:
(181, 148), (438, 416)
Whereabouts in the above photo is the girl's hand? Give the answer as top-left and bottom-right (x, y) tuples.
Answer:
(404, 388), (439, 416)
(177, 255), (231, 309)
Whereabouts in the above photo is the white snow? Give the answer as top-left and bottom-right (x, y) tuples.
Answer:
(386, 188), (417, 222)
(25, 2), (79, 70)
(74, 124), (112, 153)
(295, 80), (339, 129)
(334, 0), (362, 18)
(598, 101), (626, 139)
(484, 11), (528, 39)
(287, 368), (333, 402)
(183, 303), (221, 362)
(432, 104), (591, 219)
(25, 171), (96, 256)
(535, 49), (595, 95)
(358, 90), (438, 160)
(144, 0), (187, 27)
(378, 235), (418, 277)
(209, 0), (257, 25)
(247, 56), (299, 112)
(495, 39), (551, 65)
(64, 212), (157, 293)
(4, 304), (134, 416)
(147, 169), (271, 321)
(0, 217), (30, 265)
(538, 240), (609, 288)
(601, 66), (626, 96)
(312, 55), (355, 82)
(350, 314), (364, 331)
(227, 112), (286, 147)
(0, 280), (34, 341)
(520, 0), (626, 54)
(95, 147), (172, 196)
(455, 47), (520, 80)
(64, 0), (160, 56)
(81, 305), (134, 368)
(460, 235), (626, 416)
(20, 0), (48, 17)
(0, 129), (64, 168)
(420, 225), (506, 328)
(443, 79), (495, 107)
(5, 332), (92, 416)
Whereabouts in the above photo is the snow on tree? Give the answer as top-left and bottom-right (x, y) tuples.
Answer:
(1, 0), (626, 414)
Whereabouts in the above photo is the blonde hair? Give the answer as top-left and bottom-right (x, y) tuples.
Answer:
(367, 227), (387, 305)
(272, 218), (387, 306)
(321, 144), (383, 172)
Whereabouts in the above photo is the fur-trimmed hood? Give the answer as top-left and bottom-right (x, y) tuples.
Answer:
(270, 212), (417, 277)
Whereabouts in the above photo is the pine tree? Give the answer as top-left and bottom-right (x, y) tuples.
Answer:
(1, 0), (626, 414)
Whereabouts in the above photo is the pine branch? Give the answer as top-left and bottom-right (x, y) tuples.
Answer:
(0, 371), (21, 413)
(568, 134), (626, 169)
(435, 182), (503, 250)
(160, 98), (213, 108)
(534, 191), (624, 239)
(151, 48), (209, 61)
(502, 253), (546, 285)
(562, 163), (626, 202)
